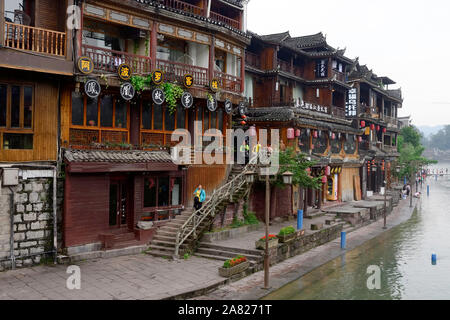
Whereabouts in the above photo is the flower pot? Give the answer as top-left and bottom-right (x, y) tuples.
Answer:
(255, 238), (279, 250)
(218, 261), (250, 278)
(277, 232), (296, 243)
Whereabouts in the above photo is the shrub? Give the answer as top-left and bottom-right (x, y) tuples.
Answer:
(278, 226), (296, 237)
(223, 255), (247, 269)
(243, 211), (259, 226)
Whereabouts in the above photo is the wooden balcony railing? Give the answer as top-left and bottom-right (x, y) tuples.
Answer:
(245, 51), (261, 69)
(330, 105), (346, 118)
(3, 22), (66, 56)
(156, 59), (209, 87)
(214, 71), (241, 93)
(82, 44), (152, 74)
(332, 70), (346, 82)
(384, 116), (399, 127)
(160, 0), (205, 16)
(293, 66), (304, 78)
(210, 11), (240, 29)
(277, 59), (291, 73)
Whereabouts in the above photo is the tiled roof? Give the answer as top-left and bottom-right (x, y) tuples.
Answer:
(64, 149), (173, 163)
(285, 32), (327, 49)
(259, 31), (291, 44)
(246, 107), (295, 122)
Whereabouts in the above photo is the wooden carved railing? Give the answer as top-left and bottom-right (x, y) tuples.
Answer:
(331, 105), (346, 119)
(277, 59), (291, 73)
(332, 70), (346, 82)
(156, 59), (209, 87)
(160, 0), (205, 16)
(245, 51), (261, 69)
(210, 11), (240, 29)
(3, 22), (66, 56)
(82, 44), (152, 74)
(174, 157), (257, 256)
(214, 71), (241, 93)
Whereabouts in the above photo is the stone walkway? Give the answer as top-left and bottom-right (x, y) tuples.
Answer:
(0, 195), (416, 300)
(195, 197), (418, 300)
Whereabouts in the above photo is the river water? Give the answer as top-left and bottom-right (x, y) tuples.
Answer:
(263, 162), (450, 300)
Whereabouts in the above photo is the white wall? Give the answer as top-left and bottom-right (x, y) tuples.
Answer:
(188, 42), (209, 68)
(293, 85), (304, 102)
(226, 53), (240, 77)
(245, 73), (254, 100)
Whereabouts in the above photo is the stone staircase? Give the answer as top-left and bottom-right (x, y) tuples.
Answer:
(195, 242), (264, 269)
(146, 162), (253, 259)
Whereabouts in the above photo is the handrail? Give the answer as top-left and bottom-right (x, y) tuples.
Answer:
(174, 157), (257, 256)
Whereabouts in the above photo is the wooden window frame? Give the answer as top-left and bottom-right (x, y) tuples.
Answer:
(69, 94), (130, 144)
(0, 82), (35, 150)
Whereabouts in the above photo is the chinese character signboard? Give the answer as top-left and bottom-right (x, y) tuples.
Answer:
(238, 102), (246, 116)
(298, 100), (328, 114)
(346, 88), (357, 117)
(84, 79), (101, 99)
(78, 56), (94, 75)
(224, 99), (233, 114)
(207, 96), (217, 112)
(152, 88), (165, 105)
(210, 78), (219, 92)
(183, 74), (194, 89)
(120, 82), (135, 101)
(315, 59), (328, 78)
(181, 92), (193, 109)
(152, 70), (164, 85)
(118, 64), (132, 81)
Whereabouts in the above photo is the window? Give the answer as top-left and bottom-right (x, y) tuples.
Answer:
(344, 134), (357, 154)
(71, 94), (128, 129)
(143, 176), (183, 209)
(141, 102), (187, 132)
(215, 49), (227, 72)
(0, 83), (34, 150)
(331, 138), (342, 154)
(157, 36), (187, 62)
(312, 134), (328, 154)
(142, 100), (152, 130)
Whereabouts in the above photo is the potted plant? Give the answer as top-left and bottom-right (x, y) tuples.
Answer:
(255, 234), (278, 250)
(277, 226), (297, 243)
(218, 255), (250, 278)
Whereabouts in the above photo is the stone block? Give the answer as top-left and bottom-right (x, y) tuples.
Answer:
(26, 204), (33, 212)
(14, 193), (28, 204)
(23, 213), (37, 222)
(311, 223), (324, 231)
(13, 232), (25, 241)
(26, 230), (45, 239)
(29, 192), (39, 204)
(31, 222), (41, 230)
(20, 241), (37, 248)
(23, 259), (33, 266)
(38, 213), (50, 221)
(24, 184), (33, 192)
(30, 247), (44, 255)
(32, 183), (44, 192)
(17, 224), (27, 231)
(14, 214), (22, 223)
(33, 203), (44, 212)
(16, 204), (25, 213)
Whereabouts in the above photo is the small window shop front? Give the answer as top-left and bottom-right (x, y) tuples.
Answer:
(312, 132), (328, 154)
(142, 173), (184, 221)
(343, 134), (357, 155)
(298, 129), (310, 154)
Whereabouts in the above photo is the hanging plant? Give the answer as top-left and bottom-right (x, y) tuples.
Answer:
(99, 74), (109, 89)
(206, 92), (214, 103)
(162, 82), (184, 114)
(130, 74), (152, 93)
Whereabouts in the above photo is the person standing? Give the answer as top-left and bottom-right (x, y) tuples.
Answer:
(240, 140), (249, 164)
(193, 184), (206, 211)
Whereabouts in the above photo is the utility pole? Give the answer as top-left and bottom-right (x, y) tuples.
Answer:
(264, 172), (270, 289)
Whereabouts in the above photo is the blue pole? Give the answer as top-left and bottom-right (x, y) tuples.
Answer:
(341, 231), (346, 250)
(297, 210), (303, 230)
(432, 253), (437, 265)
(404, 177), (407, 185)
(427, 185), (430, 197)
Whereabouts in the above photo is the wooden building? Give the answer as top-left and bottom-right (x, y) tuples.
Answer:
(347, 63), (403, 196)
(60, 0), (250, 253)
(244, 31), (364, 218)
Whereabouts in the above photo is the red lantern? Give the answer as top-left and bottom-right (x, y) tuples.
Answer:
(383, 127), (387, 133)
(322, 176), (327, 183)
(332, 133), (336, 140)
(295, 129), (301, 137)
(241, 121), (246, 125)
(326, 166), (331, 176)
(358, 136), (362, 142)
(376, 125), (380, 131)
(370, 124), (375, 131)
(313, 130), (318, 138)
(360, 121), (366, 128)
(242, 115), (247, 119)
(287, 128), (295, 140)
(306, 168), (311, 174)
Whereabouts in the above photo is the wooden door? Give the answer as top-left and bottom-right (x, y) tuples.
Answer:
(109, 178), (129, 228)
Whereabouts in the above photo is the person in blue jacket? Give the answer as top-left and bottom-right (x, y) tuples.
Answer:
(193, 184), (206, 211)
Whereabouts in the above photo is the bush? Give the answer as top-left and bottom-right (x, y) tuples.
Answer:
(278, 226), (296, 237)
(223, 255), (247, 269)
(243, 211), (259, 226)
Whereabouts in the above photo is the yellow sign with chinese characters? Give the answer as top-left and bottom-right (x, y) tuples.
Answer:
(183, 74), (194, 88)
(77, 56), (94, 75)
(118, 64), (132, 81)
(152, 70), (164, 85)
(210, 78), (219, 92)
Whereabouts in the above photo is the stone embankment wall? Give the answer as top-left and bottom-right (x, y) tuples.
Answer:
(0, 176), (63, 271)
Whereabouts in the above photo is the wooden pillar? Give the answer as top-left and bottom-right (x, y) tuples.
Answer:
(76, 0), (84, 58)
(0, 0), (5, 47)
(129, 98), (141, 146)
(209, 35), (215, 82)
(240, 53), (245, 93)
(150, 22), (158, 70)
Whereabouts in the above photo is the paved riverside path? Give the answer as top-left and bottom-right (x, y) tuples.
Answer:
(196, 197), (418, 300)
(0, 197), (415, 300)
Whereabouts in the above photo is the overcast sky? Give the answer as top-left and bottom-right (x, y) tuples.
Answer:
(247, 0), (450, 127)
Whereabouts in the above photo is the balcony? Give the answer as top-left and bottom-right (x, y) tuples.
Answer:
(330, 106), (346, 119)
(82, 44), (152, 75)
(277, 59), (291, 73)
(384, 116), (399, 127)
(3, 22), (66, 57)
(332, 70), (346, 82)
(361, 104), (380, 119)
(156, 59), (209, 87)
(158, 0), (240, 30)
(245, 51), (261, 69)
(214, 71), (241, 94)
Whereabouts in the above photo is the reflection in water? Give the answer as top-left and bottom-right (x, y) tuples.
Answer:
(263, 163), (450, 300)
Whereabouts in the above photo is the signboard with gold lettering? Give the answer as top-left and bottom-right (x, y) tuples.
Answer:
(210, 78), (219, 92)
(78, 56), (94, 75)
(152, 70), (164, 85)
(118, 63), (132, 81)
(183, 74), (194, 89)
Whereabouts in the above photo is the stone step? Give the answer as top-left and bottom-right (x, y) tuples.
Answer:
(113, 232), (136, 242)
(157, 230), (178, 237)
(198, 242), (263, 257)
(151, 239), (177, 248)
(153, 235), (176, 243)
(112, 239), (142, 249)
(196, 248), (263, 262)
